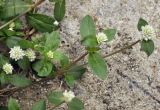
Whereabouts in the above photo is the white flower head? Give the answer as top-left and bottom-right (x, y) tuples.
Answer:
(63, 90), (75, 102)
(25, 49), (36, 62)
(2, 63), (13, 74)
(53, 20), (59, 26)
(141, 25), (156, 41)
(96, 32), (108, 44)
(9, 46), (25, 61)
(47, 51), (54, 59)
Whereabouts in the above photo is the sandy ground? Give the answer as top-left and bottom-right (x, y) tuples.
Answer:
(1, 0), (160, 110)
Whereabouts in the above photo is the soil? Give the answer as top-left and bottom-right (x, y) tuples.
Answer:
(1, 0), (160, 110)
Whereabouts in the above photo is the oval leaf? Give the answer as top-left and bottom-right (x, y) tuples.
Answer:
(88, 52), (108, 79)
(27, 13), (57, 32)
(18, 39), (34, 49)
(9, 74), (32, 87)
(0, 0), (30, 19)
(6, 37), (22, 48)
(80, 15), (96, 39)
(8, 98), (20, 110)
(103, 29), (116, 41)
(65, 65), (86, 87)
(68, 98), (84, 110)
(52, 50), (69, 67)
(31, 100), (46, 110)
(48, 91), (64, 106)
(137, 18), (148, 31)
(141, 39), (154, 56)
(54, 0), (66, 21)
(17, 57), (30, 70)
(32, 60), (53, 77)
(45, 31), (60, 51)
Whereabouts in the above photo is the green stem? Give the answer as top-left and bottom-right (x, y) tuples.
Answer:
(0, 40), (141, 96)
(0, 0), (45, 30)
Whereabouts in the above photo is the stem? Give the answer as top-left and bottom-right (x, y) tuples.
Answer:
(0, 77), (52, 96)
(0, 0), (45, 30)
(103, 40), (140, 58)
(0, 40), (140, 96)
(70, 52), (88, 66)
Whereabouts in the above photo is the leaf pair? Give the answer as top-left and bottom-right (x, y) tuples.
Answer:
(80, 15), (116, 79)
(137, 18), (154, 56)
(48, 91), (84, 110)
(7, 98), (46, 110)
(32, 31), (68, 77)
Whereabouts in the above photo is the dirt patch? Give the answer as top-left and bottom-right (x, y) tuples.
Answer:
(1, 0), (160, 110)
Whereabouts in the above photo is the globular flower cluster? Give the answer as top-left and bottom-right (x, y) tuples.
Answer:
(4, 46), (36, 74)
(96, 32), (108, 44)
(25, 49), (36, 62)
(141, 25), (156, 41)
(2, 63), (13, 74)
(63, 90), (75, 102)
(9, 46), (25, 61)
(47, 51), (54, 59)
(9, 46), (36, 62)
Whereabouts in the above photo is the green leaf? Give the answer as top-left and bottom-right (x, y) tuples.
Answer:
(45, 31), (60, 51)
(32, 60), (53, 77)
(6, 37), (22, 48)
(137, 18), (148, 31)
(80, 15), (96, 39)
(54, 0), (66, 21)
(31, 100), (46, 110)
(1, 29), (15, 36)
(0, 106), (8, 110)
(17, 57), (30, 70)
(65, 65), (86, 87)
(0, 54), (9, 66)
(27, 13), (57, 32)
(48, 91), (64, 106)
(52, 50), (69, 67)
(49, 0), (60, 2)
(0, 0), (31, 19)
(141, 39), (154, 56)
(8, 98), (20, 110)
(103, 29), (116, 41)
(81, 35), (98, 48)
(9, 74), (32, 87)
(0, 73), (10, 85)
(88, 52), (108, 79)
(65, 75), (75, 87)
(14, 20), (23, 30)
(68, 98), (84, 110)
(18, 39), (34, 49)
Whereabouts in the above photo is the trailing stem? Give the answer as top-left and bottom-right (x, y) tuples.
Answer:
(0, 40), (140, 96)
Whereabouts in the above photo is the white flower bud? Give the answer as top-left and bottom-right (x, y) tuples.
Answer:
(25, 49), (36, 62)
(63, 90), (75, 102)
(2, 63), (13, 74)
(9, 46), (25, 61)
(47, 51), (54, 59)
(96, 32), (108, 44)
(141, 25), (156, 41)
(53, 21), (59, 26)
